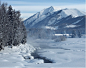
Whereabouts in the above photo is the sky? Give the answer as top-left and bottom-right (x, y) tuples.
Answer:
(1, 0), (85, 20)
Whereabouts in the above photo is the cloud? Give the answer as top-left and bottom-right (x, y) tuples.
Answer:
(12, 4), (85, 13)
(21, 13), (35, 20)
(3, 0), (83, 7)
(7, 0), (84, 19)
(12, 4), (85, 19)
(54, 4), (85, 11)
(2, 0), (85, 20)
(2, 1), (63, 6)
(2, 1), (31, 5)
(2, 0), (85, 12)
(12, 6), (50, 12)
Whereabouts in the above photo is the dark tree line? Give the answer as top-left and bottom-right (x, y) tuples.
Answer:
(0, 3), (27, 50)
(71, 30), (81, 38)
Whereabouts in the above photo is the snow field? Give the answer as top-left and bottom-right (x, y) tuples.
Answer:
(31, 38), (85, 67)
(0, 44), (36, 68)
(0, 37), (85, 68)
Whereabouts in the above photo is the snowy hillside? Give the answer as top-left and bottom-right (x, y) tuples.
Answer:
(24, 6), (54, 26)
(59, 8), (85, 18)
(0, 44), (35, 67)
(39, 6), (54, 16)
(24, 6), (85, 29)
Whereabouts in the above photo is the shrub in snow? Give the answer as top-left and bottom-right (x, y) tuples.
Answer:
(0, 45), (4, 51)
(23, 56), (34, 59)
(54, 35), (66, 42)
(28, 29), (55, 39)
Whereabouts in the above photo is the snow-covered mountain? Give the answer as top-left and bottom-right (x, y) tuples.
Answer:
(24, 6), (85, 31)
(58, 8), (85, 18)
(24, 6), (54, 26)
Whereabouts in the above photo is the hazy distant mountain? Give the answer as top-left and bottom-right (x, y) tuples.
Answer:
(24, 6), (85, 31)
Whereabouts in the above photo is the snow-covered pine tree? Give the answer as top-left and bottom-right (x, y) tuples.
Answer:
(20, 21), (27, 44)
(0, 2), (3, 50)
(77, 30), (82, 38)
(0, 3), (8, 48)
(0, 2), (27, 50)
(71, 30), (77, 38)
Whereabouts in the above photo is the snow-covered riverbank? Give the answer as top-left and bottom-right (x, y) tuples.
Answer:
(0, 44), (36, 68)
(27, 37), (85, 67)
(36, 38), (85, 67)
(0, 37), (85, 68)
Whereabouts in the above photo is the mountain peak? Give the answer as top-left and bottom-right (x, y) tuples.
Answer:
(39, 6), (54, 16)
(48, 6), (54, 10)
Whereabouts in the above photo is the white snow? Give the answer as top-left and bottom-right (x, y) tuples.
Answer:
(65, 24), (80, 28)
(25, 6), (54, 26)
(60, 9), (85, 18)
(44, 26), (56, 30)
(0, 35), (85, 68)
(31, 6), (54, 26)
(24, 7), (85, 27)
(25, 59), (44, 64)
(39, 6), (54, 17)
(55, 34), (69, 36)
(56, 8), (85, 21)
(43, 26), (59, 30)
(0, 44), (36, 68)
(31, 37), (85, 67)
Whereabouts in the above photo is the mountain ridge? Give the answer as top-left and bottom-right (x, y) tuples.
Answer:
(24, 6), (85, 32)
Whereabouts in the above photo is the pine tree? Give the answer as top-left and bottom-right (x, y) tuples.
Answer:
(77, 30), (81, 38)
(0, 3), (8, 48)
(71, 30), (77, 38)
(0, 2), (27, 50)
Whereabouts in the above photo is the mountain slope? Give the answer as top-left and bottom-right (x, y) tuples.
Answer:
(24, 6), (85, 31)
(59, 8), (85, 18)
(24, 6), (54, 27)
